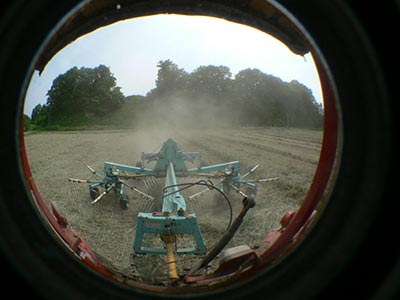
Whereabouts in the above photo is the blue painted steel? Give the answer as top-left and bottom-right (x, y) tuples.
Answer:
(132, 140), (206, 255)
(104, 138), (203, 177)
(163, 161), (186, 213)
(142, 138), (201, 173)
(185, 161), (240, 176)
(87, 138), (261, 256)
(88, 167), (126, 200)
(103, 161), (155, 176)
(134, 212), (206, 255)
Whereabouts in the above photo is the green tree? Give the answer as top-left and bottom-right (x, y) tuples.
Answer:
(31, 104), (49, 127)
(232, 69), (283, 126)
(147, 60), (189, 100)
(285, 81), (323, 128)
(46, 65), (124, 125)
(140, 60), (323, 129)
(189, 65), (232, 99)
(231, 69), (323, 128)
(185, 65), (233, 126)
(23, 114), (31, 131)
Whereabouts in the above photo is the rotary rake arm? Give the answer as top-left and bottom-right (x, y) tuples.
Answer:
(87, 165), (103, 180)
(69, 138), (278, 282)
(91, 182), (116, 204)
(68, 164), (154, 209)
(188, 163), (280, 200)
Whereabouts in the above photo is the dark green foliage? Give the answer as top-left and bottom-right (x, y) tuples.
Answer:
(32, 65), (124, 129)
(30, 60), (323, 130)
(31, 104), (49, 127)
(23, 114), (31, 131)
(140, 61), (323, 129)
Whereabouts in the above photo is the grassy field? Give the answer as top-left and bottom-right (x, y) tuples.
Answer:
(24, 127), (322, 282)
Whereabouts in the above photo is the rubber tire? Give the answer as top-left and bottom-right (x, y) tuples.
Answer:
(119, 194), (129, 210)
(90, 187), (100, 200)
(0, 1), (398, 300)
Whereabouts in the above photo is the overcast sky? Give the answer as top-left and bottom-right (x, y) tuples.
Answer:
(24, 14), (322, 116)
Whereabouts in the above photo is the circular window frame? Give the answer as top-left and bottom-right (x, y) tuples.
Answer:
(0, 0), (396, 299)
(18, 0), (341, 294)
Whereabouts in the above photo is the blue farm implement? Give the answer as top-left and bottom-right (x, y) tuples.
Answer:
(69, 138), (278, 280)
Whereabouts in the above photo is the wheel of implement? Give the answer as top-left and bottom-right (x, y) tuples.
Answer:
(0, 1), (398, 300)
(119, 194), (129, 210)
(89, 187), (100, 200)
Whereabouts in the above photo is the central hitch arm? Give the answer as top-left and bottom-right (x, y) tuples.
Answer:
(163, 161), (186, 214)
(161, 233), (179, 280)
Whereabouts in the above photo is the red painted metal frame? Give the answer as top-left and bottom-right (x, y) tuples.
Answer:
(183, 53), (339, 284)
(256, 55), (339, 264)
(19, 128), (117, 280)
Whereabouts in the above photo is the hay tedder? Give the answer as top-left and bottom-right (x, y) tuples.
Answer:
(69, 138), (278, 281)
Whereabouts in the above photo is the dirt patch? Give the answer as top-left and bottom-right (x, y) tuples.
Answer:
(24, 127), (322, 281)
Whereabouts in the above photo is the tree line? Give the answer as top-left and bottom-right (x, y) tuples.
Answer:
(27, 60), (323, 130)
(29, 65), (124, 129)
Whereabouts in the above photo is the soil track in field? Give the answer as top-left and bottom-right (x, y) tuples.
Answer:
(24, 127), (322, 282)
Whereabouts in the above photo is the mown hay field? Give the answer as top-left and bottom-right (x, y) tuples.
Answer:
(24, 127), (322, 282)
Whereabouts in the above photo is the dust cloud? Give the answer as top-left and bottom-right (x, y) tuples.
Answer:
(127, 94), (241, 132)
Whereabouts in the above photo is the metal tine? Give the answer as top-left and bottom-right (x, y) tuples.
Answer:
(199, 192), (208, 210)
(140, 198), (151, 213)
(189, 187), (211, 201)
(190, 188), (208, 210)
(147, 177), (154, 188)
(87, 165), (104, 180)
(143, 177), (155, 194)
(138, 181), (155, 211)
(188, 177), (204, 211)
(231, 184), (248, 198)
(240, 177), (280, 183)
(68, 180), (86, 200)
(147, 198), (155, 212)
(150, 177), (157, 189)
(68, 178), (99, 184)
(123, 181), (154, 201)
(142, 200), (149, 212)
(91, 183), (115, 204)
(143, 178), (150, 190)
(189, 179), (221, 211)
(144, 177), (152, 192)
(91, 190), (107, 205)
(241, 164), (260, 179)
(255, 177), (280, 182)
(184, 176), (195, 184)
(193, 196), (204, 211)
(189, 194), (200, 211)
(146, 176), (156, 190)
(197, 197), (203, 211)
(186, 190), (198, 212)
(150, 176), (158, 188)
(191, 193), (206, 211)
